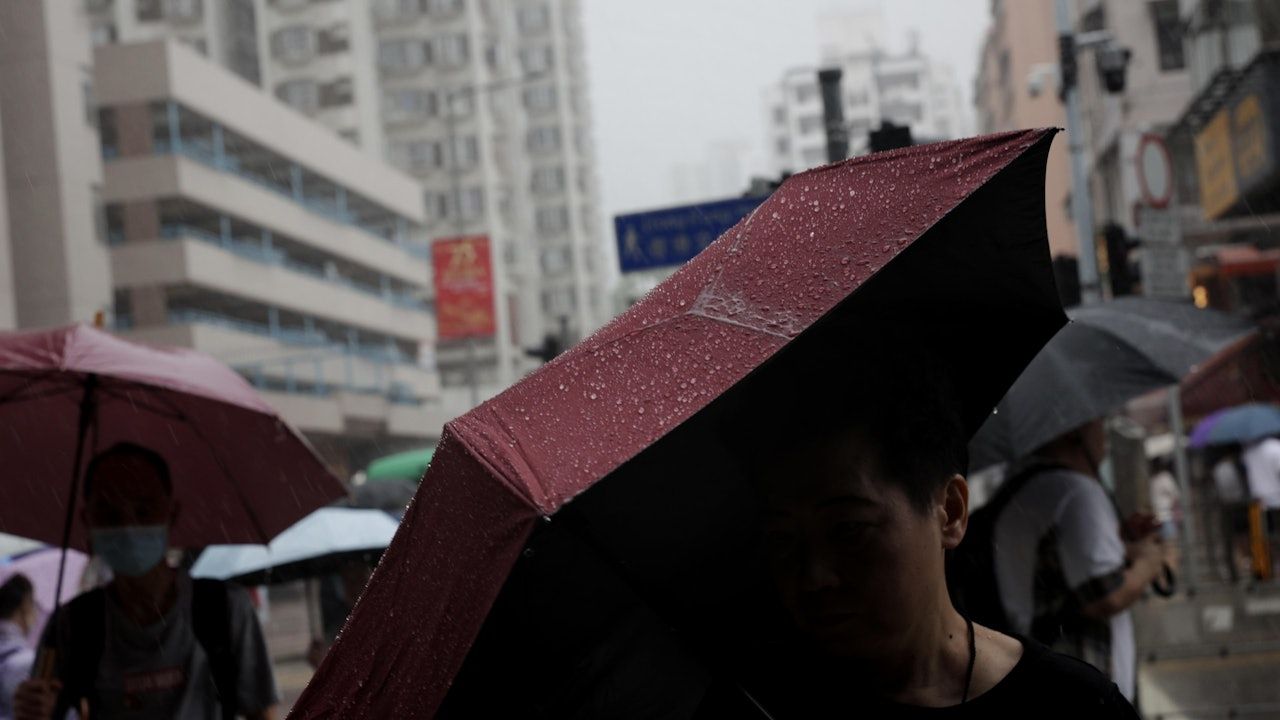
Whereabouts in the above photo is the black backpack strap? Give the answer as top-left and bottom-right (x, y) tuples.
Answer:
(192, 578), (238, 720)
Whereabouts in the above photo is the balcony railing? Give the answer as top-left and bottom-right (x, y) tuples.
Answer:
(155, 222), (428, 310)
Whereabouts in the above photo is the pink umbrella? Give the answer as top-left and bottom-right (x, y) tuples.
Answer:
(0, 324), (344, 557)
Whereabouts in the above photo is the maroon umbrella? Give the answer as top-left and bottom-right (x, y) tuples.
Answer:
(0, 324), (343, 551)
(292, 129), (1066, 718)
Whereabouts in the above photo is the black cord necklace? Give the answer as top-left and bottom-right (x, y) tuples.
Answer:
(961, 615), (976, 704)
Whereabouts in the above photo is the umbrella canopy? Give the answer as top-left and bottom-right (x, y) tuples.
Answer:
(969, 298), (1253, 471)
(0, 547), (89, 646)
(291, 129), (1066, 719)
(1189, 403), (1280, 448)
(366, 447), (435, 483)
(0, 324), (344, 550)
(190, 508), (400, 586)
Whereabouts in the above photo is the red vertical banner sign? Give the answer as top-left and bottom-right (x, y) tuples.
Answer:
(432, 236), (497, 340)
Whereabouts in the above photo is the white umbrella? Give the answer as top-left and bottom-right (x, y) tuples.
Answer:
(191, 507), (399, 585)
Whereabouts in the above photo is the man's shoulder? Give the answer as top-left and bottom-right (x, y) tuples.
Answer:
(1016, 467), (1103, 507)
(1002, 640), (1136, 716)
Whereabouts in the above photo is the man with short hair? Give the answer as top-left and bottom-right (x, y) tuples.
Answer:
(13, 443), (278, 720)
(1, 574), (37, 720)
(749, 368), (1139, 717)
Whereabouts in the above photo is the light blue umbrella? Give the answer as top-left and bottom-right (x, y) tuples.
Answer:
(191, 507), (399, 585)
(1189, 403), (1280, 448)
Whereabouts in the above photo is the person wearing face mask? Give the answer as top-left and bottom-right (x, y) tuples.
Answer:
(12, 443), (278, 720)
(1, 575), (37, 720)
(990, 420), (1168, 703)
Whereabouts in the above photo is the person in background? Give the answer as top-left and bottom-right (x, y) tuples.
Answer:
(1242, 435), (1280, 572)
(1148, 457), (1182, 543)
(1211, 447), (1249, 583)
(0, 575), (37, 720)
(992, 420), (1167, 702)
(13, 443), (278, 720)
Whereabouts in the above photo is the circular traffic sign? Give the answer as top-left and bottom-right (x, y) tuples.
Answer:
(1137, 133), (1174, 209)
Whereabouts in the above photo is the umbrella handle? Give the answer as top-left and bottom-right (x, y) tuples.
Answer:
(1151, 562), (1177, 598)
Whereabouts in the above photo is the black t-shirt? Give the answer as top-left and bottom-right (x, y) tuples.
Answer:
(698, 637), (1139, 719)
(871, 638), (1138, 719)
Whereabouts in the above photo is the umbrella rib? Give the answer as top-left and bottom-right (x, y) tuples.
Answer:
(135, 385), (273, 543)
(0, 371), (82, 406)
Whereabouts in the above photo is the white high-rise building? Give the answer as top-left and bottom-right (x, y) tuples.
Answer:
(763, 43), (971, 173)
(93, 0), (606, 400)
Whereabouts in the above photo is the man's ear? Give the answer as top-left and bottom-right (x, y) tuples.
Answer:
(937, 474), (969, 550)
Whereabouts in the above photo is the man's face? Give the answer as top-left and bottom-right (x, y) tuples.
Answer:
(758, 430), (946, 660)
(83, 453), (175, 530)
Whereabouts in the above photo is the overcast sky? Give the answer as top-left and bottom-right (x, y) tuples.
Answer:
(582, 0), (990, 228)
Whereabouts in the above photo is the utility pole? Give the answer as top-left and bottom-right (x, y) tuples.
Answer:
(1055, 0), (1102, 305)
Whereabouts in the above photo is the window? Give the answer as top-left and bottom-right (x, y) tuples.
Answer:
(425, 0), (464, 17)
(527, 126), (562, 153)
(772, 105), (786, 124)
(573, 126), (590, 155)
(272, 26), (313, 63)
(540, 246), (571, 274)
(878, 72), (919, 92)
(383, 88), (436, 121)
(318, 24), (350, 55)
(276, 79), (319, 112)
(1151, 0), (1186, 71)
(373, 0), (420, 22)
(536, 206), (569, 236)
(137, 0), (162, 21)
(795, 84), (817, 103)
(799, 115), (823, 134)
(81, 71), (96, 127)
(518, 4), (551, 32)
(523, 84), (557, 114)
(801, 147), (826, 166)
(532, 166), (566, 194)
(459, 187), (485, 219)
(436, 34), (470, 68)
(378, 39), (429, 72)
(847, 89), (870, 106)
(167, 0), (202, 21)
(520, 45), (554, 75)
(445, 90), (475, 118)
(392, 140), (442, 172)
(320, 78), (353, 108)
(575, 166), (591, 193)
(91, 24), (118, 46)
(450, 136), (480, 169)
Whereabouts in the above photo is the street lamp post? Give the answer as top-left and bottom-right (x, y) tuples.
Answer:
(1054, 0), (1103, 306)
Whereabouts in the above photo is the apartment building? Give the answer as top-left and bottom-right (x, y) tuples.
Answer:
(89, 0), (607, 399)
(764, 43), (970, 172)
(95, 40), (446, 474)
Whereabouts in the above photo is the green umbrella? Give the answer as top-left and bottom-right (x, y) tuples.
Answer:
(366, 447), (434, 483)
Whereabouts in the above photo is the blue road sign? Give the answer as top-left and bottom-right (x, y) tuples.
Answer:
(614, 196), (765, 273)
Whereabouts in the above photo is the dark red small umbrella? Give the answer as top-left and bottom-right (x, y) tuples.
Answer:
(0, 324), (344, 551)
(292, 129), (1066, 718)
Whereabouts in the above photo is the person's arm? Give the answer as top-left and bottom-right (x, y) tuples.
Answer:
(1054, 481), (1157, 622)
(1081, 535), (1164, 620)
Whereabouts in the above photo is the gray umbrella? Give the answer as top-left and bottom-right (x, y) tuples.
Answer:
(969, 298), (1252, 472)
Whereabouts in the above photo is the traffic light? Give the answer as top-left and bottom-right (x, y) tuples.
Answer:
(1058, 34), (1077, 100)
(525, 333), (562, 364)
(1096, 44), (1132, 94)
(868, 121), (913, 153)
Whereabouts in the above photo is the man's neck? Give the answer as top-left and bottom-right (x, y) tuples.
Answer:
(867, 597), (973, 707)
(109, 563), (178, 627)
